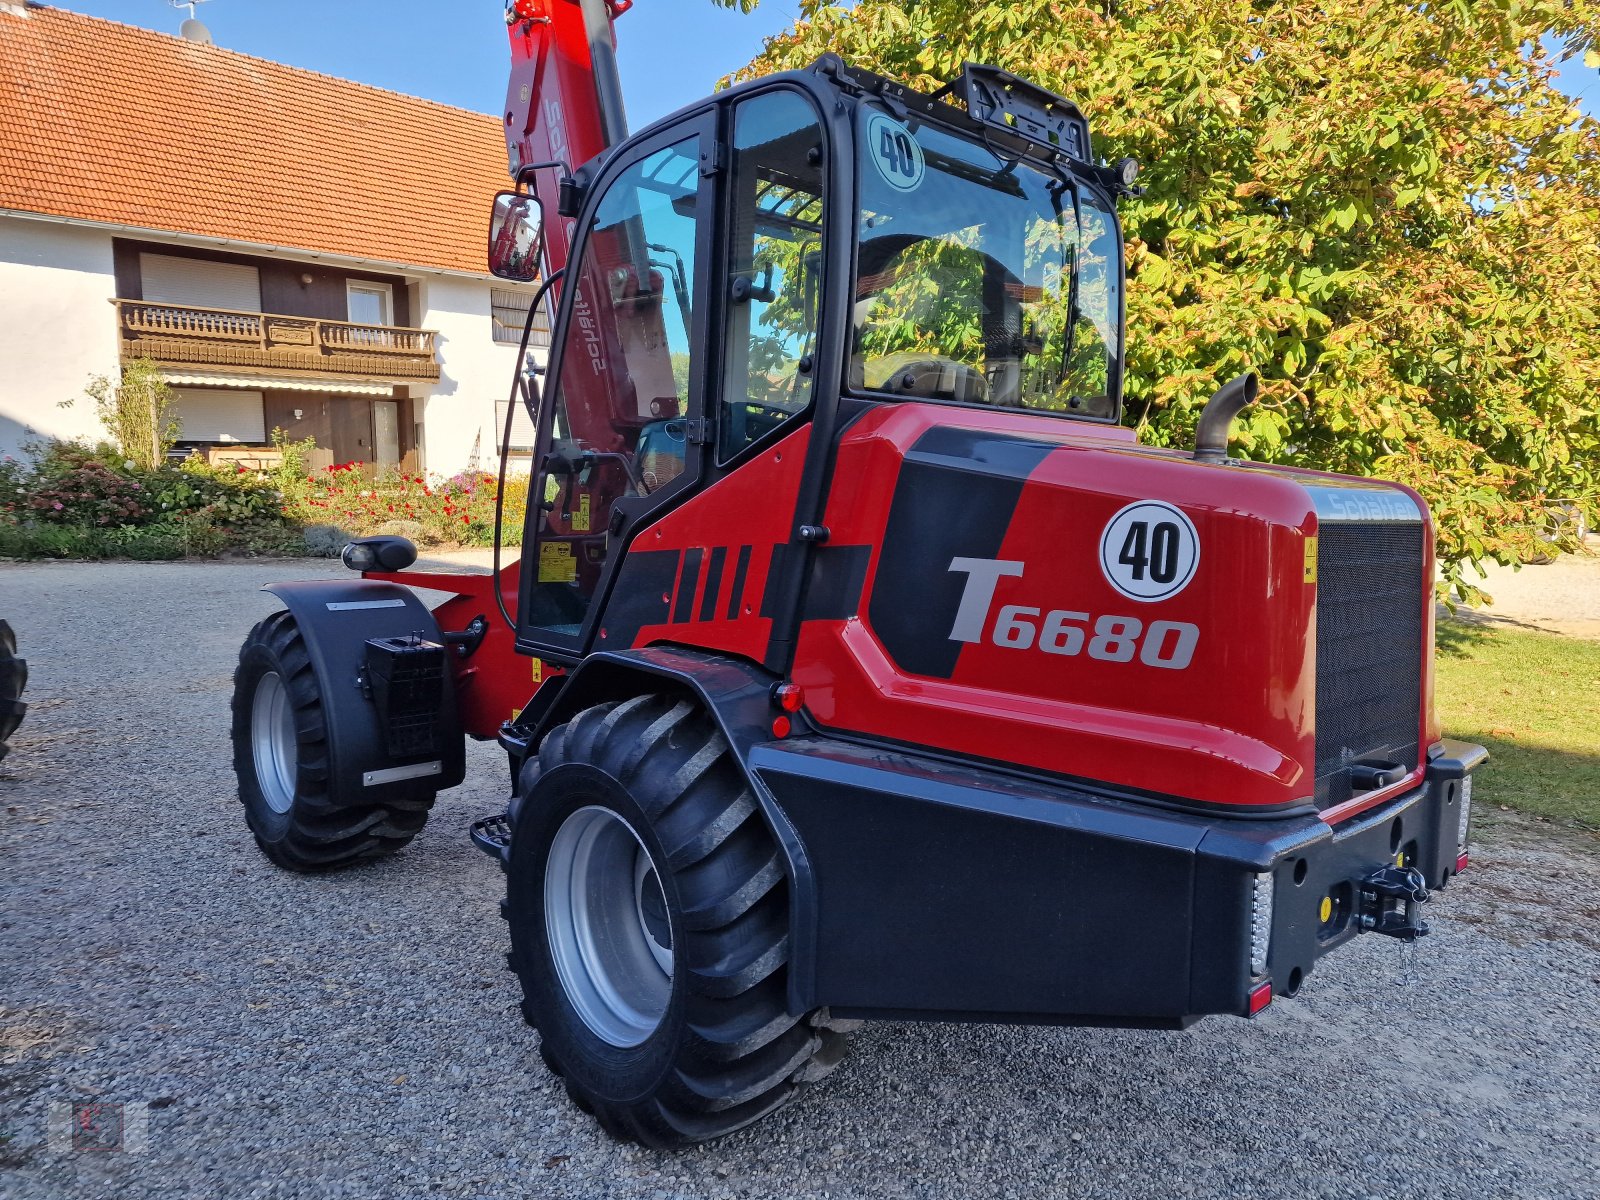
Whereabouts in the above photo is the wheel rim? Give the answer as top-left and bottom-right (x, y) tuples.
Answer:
(251, 671), (298, 815)
(545, 805), (674, 1047)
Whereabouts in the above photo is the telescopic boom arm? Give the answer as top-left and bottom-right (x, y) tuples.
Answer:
(502, 0), (632, 277)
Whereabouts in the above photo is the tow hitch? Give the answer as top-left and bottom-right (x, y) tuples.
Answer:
(1358, 864), (1430, 941)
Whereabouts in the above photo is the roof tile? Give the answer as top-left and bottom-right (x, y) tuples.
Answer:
(0, 4), (508, 274)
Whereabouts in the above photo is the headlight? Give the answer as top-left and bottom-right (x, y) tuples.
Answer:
(341, 542), (376, 572)
(1250, 871), (1274, 976)
(1457, 774), (1473, 851)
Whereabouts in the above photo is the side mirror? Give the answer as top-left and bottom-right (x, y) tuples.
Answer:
(487, 191), (542, 282)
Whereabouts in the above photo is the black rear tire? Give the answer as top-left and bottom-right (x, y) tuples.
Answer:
(506, 694), (853, 1148)
(0, 621), (27, 762)
(230, 610), (435, 871)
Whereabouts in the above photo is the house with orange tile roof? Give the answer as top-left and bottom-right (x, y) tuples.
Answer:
(0, 2), (544, 472)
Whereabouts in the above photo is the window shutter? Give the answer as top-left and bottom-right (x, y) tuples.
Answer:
(491, 287), (550, 346)
(141, 254), (262, 312)
(494, 398), (538, 451)
(171, 389), (266, 443)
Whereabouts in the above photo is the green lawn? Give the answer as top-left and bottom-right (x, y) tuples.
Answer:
(1434, 621), (1600, 829)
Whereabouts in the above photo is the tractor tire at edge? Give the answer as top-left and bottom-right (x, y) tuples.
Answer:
(506, 694), (854, 1148)
(230, 610), (435, 871)
(0, 621), (27, 762)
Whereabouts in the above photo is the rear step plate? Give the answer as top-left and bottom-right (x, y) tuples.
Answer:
(470, 813), (512, 860)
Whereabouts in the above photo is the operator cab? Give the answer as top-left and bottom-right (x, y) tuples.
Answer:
(488, 58), (1133, 656)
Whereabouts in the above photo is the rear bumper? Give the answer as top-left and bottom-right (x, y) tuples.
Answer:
(1252, 740), (1486, 1007)
(751, 736), (1487, 1025)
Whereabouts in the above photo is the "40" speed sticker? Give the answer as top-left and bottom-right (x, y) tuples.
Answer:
(1099, 500), (1200, 602)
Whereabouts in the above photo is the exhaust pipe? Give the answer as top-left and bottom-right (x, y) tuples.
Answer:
(1193, 373), (1258, 463)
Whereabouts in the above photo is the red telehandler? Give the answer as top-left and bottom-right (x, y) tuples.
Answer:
(230, 0), (1487, 1147)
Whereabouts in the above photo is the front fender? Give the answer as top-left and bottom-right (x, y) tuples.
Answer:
(263, 579), (466, 806)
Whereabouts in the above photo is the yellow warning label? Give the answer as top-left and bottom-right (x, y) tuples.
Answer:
(572, 493), (591, 533)
(1303, 536), (1318, 584)
(530, 658), (544, 685)
(538, 541), (577, 583)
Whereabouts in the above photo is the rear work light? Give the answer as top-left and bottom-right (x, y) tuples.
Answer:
(1249, 871), (1274, 976)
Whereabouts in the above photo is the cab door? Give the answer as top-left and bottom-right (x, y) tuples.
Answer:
(517, 115), (715, 657)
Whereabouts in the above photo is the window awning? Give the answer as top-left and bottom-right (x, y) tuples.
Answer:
(158, 370), (396, 397)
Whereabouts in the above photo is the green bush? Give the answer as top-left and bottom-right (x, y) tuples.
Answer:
(71, 359), (180, 471)
(0, 438), (301, 560)
(3, 435), (525, 560)
(291, 464), (527, 548)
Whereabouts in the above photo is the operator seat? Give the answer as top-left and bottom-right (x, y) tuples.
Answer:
(636, 420), (688, 494)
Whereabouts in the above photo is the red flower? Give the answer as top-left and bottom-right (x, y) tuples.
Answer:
(462, 515), (470, 524)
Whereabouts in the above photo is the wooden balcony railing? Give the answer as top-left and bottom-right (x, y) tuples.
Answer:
(113, 300), (441, 381)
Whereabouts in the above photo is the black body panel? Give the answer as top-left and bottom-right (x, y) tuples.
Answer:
(866, 428), (1056, 679)
(263, 580), (466, 804)
(750, 732), (1483, 1024)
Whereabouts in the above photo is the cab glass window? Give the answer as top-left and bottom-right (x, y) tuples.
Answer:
(851, 102), (1122, 419)
(719, 91), (826, 462)
(525, 138), (703, 636)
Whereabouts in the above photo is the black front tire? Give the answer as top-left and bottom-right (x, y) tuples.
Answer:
(230, 611), (435, 871)
(0, 621), (27, 762)
(506, 694), (852, 1148)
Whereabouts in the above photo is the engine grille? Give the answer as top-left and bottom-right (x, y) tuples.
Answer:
(1314, 520), (1425, 809)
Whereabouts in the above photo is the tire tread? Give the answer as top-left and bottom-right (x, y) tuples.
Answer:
(230, 611), (435, 871)
(510, 693), (851, 1147)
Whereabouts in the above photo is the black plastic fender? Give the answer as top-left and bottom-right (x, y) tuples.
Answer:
(515, 646), (819, 1016)
(263, 579), (466, 808)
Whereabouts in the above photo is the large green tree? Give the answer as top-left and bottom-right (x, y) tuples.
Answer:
(725, 0), (1600, 600)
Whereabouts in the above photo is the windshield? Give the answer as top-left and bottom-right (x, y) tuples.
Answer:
(851, 103), (1122, 419)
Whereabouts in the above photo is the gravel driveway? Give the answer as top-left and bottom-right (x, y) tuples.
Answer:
(3, 559), (1598, 1200)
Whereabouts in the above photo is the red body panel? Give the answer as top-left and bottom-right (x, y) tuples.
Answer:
(617, 425), (812, 663)
(785, 404), (1432, 814)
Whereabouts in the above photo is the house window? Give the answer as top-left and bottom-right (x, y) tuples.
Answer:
(171, 388), (266, 444)
(494, 398), (539, 452)
(140, 253), (261, 312)
(491, 287), (550, 347)
(347, 282), (394, 327)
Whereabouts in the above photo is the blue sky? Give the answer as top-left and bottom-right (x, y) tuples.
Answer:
(45, 1), (1600, 124)
(50, 0), (808, 127)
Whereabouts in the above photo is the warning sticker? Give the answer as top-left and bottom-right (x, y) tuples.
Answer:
(866, 112), (925, 192)
(538, 541), (577, 583)
(571, 494), (591, 533)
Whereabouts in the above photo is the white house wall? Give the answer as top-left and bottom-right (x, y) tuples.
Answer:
(0, 216), (120, 457)
(0, 215), (531, 478)
(415, 275), (541, 479)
